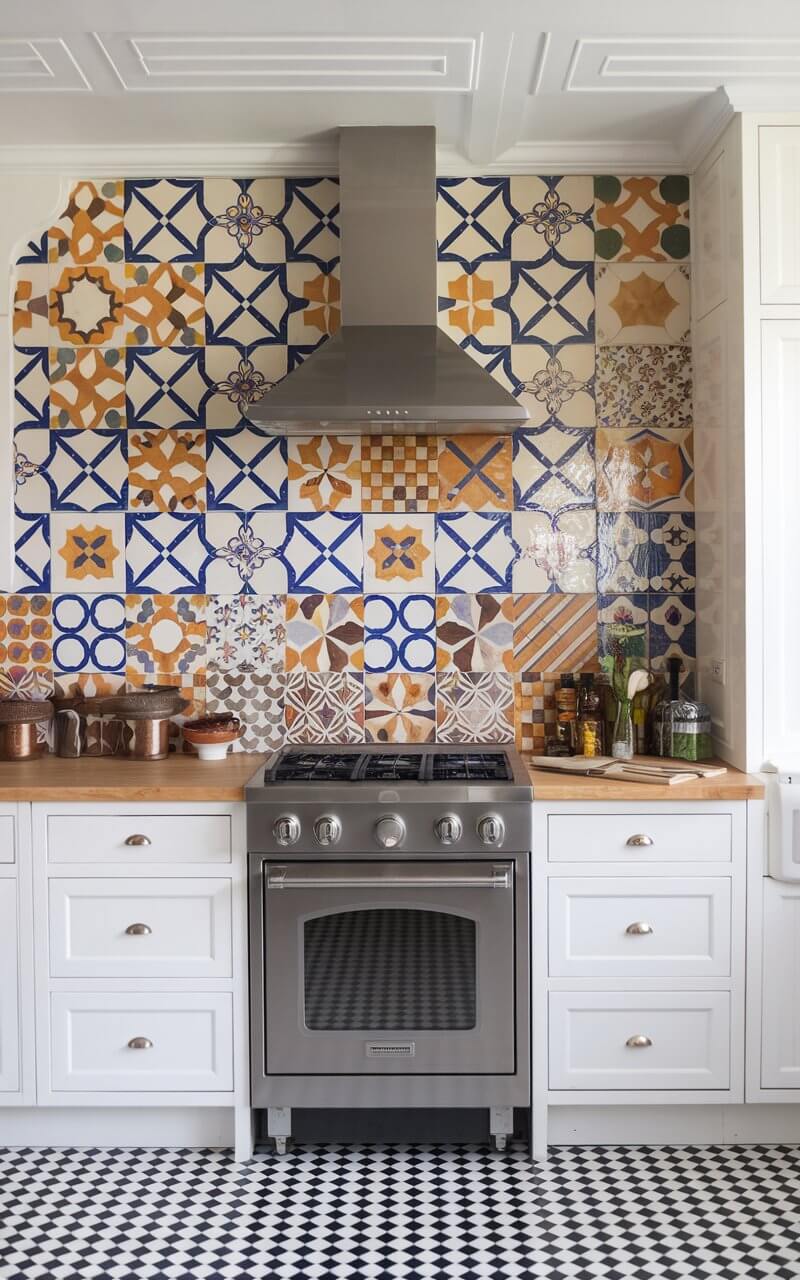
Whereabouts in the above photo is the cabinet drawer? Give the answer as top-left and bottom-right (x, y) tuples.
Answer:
(50, 993), (233, 1092)
(549, 877), (731, 977)
(549, 991), (730, 1091)
(547, 813), (732, 864)
(0, 814), (15, 863)
(48, 878), (232, 978)
(47, 814), (232, 864)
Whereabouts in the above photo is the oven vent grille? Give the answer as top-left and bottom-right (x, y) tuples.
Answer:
(365, 1042), (416, 1058)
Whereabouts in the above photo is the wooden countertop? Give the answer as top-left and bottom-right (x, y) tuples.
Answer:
(525, 757), (765, 801)
(0, 753), (268, 801)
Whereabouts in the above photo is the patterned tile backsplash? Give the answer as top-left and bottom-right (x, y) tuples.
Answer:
(10, 174), (694, 752)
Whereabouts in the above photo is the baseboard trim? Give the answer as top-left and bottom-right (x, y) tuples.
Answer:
(547, 1103), (800, 1146)
(0, 1107), (234, 1149)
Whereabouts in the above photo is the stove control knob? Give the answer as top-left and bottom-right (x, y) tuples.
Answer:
(434, 814), (463, 845)
(477, 814), (505, 847)
(314, 815), (341, 846)
(273, 814), (301, 846)
(375, 814), (406, 849)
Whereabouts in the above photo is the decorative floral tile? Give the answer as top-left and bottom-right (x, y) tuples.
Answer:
(649, 592), (696, 672)
(597, 512), (696, 593)
(50, 265), (126, 347)
(13, 266), (50, 345)
(594, 176), (690, 263)
(126, 347), (210, 431)
(510, 176), (594, 259)
(206, 594), (285, 673)
(287, 436), (360, 511)
(650, 513), (696, 592)
(51, 513), (124, 593)
(128, 427), (206, 513)
(0, 665), (52, 701)
(124, 180), (209, 262)
(437, 178), (513, 263)
(513, 594), (599, 675)
(437, 261), (511, 348)
(125, 512), (210, 593)
(204, 513), (287, 595)
(363, 514), (435, 593)
(204, 179), (286, 264)
(512, 510), (597, 593)
(49, 181), (124, 266)
(435, 594), (514, 672)
(505, 344), (595, 428)
(126, 263), (205, 347)
(596, 345), (692, 428)
(364, 595), (436, 674)
(598, 593), (649, 661)
(595, 264), (690, 345)
(510, 254), (594, 346)
(14, 512), (50, 593)
(438, 435), (513, 511)
(206, 669), (285, 753)
(286, 264), (341, 344)
(14, 347), (49, 428)
(205, 259), (287, 346)
(0, 594), (52, 677)
(282, 178), (339, 264)
(285, 595), (363, 672)
(282, 512), (362, 594)
(285, 672), (364, 744)
(364, 674), (435, 744)
(14, 428), (53, 514)
(52, 593), (125, 675)
(125, 594), (206, 677)
(361, 436), (439, 512)
(596, 427), (694, 512)
(204, 345), (286, 428)
(436, 513), (515, 594)
(436, 671), (515, 743)
(48, 429), (127, 511)
(50, 347), (126, 430)
(513, 426), (595, 514)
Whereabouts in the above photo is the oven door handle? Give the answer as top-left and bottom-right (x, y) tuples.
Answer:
(266, 866), (512, 891)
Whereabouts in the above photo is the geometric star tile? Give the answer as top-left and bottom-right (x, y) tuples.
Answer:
(50, 264), (127, 348)
(435, 593), (514, 672)
(435, 512), (515, 593)
(14, 346), (49, 429)
(205, 260), (287, 346)
(596, 427), (693, 512)
(287, 436), (360, 511)
(50, 512), (125, 593)
(436, 671), (515, 743)
(512, 510), (597, 593)
(50, 347), (126, 430)
(206, 426), (285, 510)
(513, 426), (595, 514)
(594, 175), (690, 262)
(124, 180), (209, 262)
(125, 263), (205, 347)
(285, 594), (364, 673)
(595, 344), (692, 429)
(48, 429), (127, 511)
(282, 178), (340, 265)
(510, 254), (594, 346)
(125, 512), (210, 593)
(125, 347), (210, 430)
(282, 512), (362, 594)
(510, 176), (594, 260)
(437, 178), (514, 263)
(595, 264), (690, 345)
(505, 343), (595, 428)
(363, 514), (435, 593)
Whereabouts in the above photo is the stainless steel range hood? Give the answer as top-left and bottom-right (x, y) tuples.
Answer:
(248, 126), (526, 436)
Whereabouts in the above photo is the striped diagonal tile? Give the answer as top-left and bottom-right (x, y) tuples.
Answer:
(513, 593), (599, 674)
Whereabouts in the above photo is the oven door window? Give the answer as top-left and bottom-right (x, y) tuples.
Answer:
(304, 908), (476, 1031)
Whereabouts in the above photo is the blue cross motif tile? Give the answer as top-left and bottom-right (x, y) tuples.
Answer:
(513, 426), (595, 514)
(364, 594), (436, 673)
(435, 513), (515, 593)
(48, 430), (127, 511)
(14, 348), (49, 429)
(14, 511), (50, 592)
(510, 252), (594, 346)
(206, 427), (287, 511)
(124, 180), (210, 262)
(126, 347), (212, 431)
(125, 512), (212, 594)
(205, 257), (289, 347)
(52, 593), (126, 675)
(649, 513), (696, 592)
(15, 231), (48, 264)
(437, 178), (514, 264)
(283, 179), (340, 268)
(283, 512), (362, 594)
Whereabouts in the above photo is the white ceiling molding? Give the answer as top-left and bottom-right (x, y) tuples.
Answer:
(93, 32), (479, 92)
(563, 36), (800, 94)
(0, 38), (90, 92)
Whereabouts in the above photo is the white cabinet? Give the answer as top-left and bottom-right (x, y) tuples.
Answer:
(760, 127), (800, 303)
(46, 813), (232, 863)
(547, 813), (732, 864)
(761, 879), (800, 1089)
(0, 879), (20, 1092)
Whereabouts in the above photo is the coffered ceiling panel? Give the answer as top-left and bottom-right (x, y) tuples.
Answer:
(563, 37), (800, 93)
(0, 37), (89, 91)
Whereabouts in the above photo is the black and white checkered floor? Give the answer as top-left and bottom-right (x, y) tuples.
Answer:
(1, 1143), (799, 1279)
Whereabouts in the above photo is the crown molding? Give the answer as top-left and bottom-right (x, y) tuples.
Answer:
(469, 138), (686, 175)
(681, 87), (736, 172)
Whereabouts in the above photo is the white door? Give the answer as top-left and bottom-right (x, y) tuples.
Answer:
(762, 879), (800, 1088)
(0, 879), (20, 1091)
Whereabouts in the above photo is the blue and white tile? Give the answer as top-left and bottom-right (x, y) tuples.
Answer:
(435, 512), (515, 593)
(649, 513), (696, 592)
(125, 512), (211, 594)
(512, 510), (597, 593)
(649, 592), (696, 671)
(14, 512), (50, 593)
(14, 429), (53, 513)
(203, 179), (287, 265)
(48, 430), (127, 511)
(364, 594), (436, 674)
(203, 345), (287, 428)
(597, 512), (651, 592)
(52, 593), (126, 675)
(437, 178), (513, 263)
(283, 512), (362, 594)
(204, 513), (287, 595)
(504, 343), (595, 428)
(513, 425), (595, 514)
(126, 347), (211, 431)
(598, 593), (650, 661)
(124, 180), (210, 262)
(205, 258), (288, 347)
(282, 179), (340, 265)
(509, 176), (594, 260)
(14, 347), (49, 429)
(510, 253), (594, 346)
(206, 427), (287, 510)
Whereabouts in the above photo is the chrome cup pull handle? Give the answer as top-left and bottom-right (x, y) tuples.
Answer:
(125, 922), (152, 936)
(127, 1037), (153, 1050)
(125, 834), (152, 847)
(625, 921), (653, 936)
(626, 834), (654, 848)
(626, 1034), (653, 1049)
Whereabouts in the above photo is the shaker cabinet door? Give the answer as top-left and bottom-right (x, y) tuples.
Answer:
(0, 879), (20, 1092)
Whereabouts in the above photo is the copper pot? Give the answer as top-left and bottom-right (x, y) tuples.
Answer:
(122, 717), (172, 761)
(0, 700), (53, 761)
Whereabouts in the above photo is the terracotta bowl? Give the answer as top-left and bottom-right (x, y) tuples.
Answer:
(183, 722), (241, 762)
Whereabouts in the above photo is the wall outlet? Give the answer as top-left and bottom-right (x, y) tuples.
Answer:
(709, 658), (726, 685)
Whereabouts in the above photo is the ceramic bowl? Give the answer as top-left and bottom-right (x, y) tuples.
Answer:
(182, 720), (241, 761)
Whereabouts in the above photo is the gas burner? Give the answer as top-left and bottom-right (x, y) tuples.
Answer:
(430, 752), (512, 783)
(269, 751), (358, 783)
(359, 753), (424, 783)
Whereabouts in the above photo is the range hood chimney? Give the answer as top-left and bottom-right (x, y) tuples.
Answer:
(248, 126), (527, 436)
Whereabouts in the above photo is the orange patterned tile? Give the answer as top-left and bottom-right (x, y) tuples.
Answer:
(438, 435), (513, 511)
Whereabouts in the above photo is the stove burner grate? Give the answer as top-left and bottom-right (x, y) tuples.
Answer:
(266, 748), (513, 784)
(430, 752), (513, 783)
(358, 753), (424, 782)
(269, 751), (359, 783)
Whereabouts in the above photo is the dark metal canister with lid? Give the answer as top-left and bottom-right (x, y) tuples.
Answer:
(652, 657), (713, 761)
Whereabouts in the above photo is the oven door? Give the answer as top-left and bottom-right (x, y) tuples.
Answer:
(263, 860), (517, 1076)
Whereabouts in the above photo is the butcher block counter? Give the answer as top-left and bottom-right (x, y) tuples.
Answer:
(526, 757), (764, 801)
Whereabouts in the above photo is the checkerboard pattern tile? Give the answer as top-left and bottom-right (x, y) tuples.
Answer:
(8, 172), (693, 742)
(1, 1144), (798, 1280)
